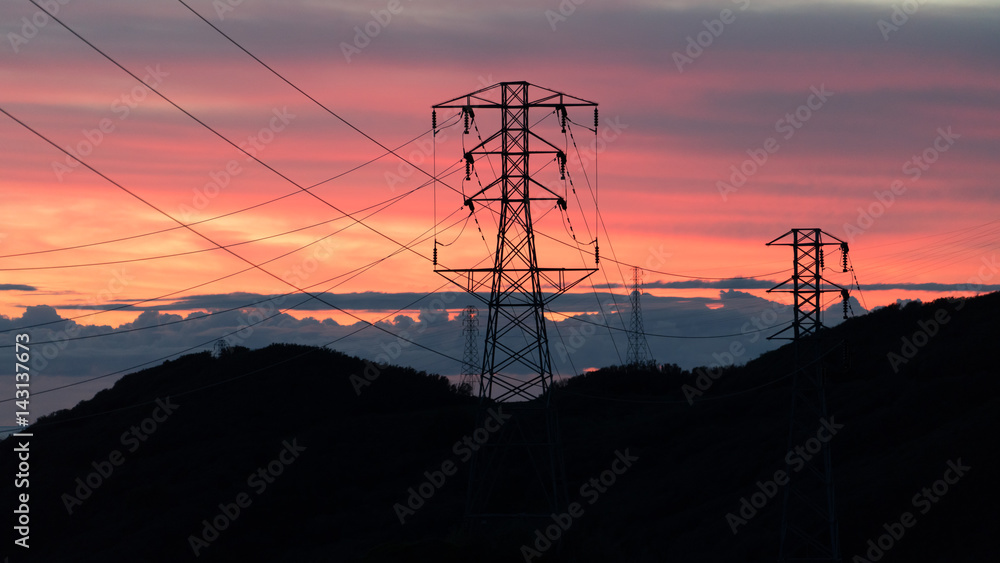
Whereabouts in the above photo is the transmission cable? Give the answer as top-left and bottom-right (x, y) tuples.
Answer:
(24, 0), (443, 268)
(0, 119), (457, 260)
(0, 185), (423, 271)
(549, 309), (793, 339)
(0, 157), (466, 334)
(0, 272), (472, 407)
(0, 106), (463, 369)
(173, 0), (463, 198)
(1, 207), (470, 348)
(1, 121), (472, 333)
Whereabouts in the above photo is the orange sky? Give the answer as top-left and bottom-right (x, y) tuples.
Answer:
(2, 1), (999, 361)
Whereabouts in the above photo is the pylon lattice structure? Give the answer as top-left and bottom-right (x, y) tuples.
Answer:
(460, 305), (479, 395)
(625, 267), (653, 366)
(432, 82), (598, 523)
(767, 228), (850, 563)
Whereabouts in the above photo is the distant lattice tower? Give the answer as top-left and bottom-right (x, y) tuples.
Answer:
(767, 228), (850, 563)
(625, 267), (653, 366)
(460, 305), (479, 395)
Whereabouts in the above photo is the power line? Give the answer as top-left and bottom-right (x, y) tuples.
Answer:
(173, 0), (461, 199)
(0, 209), (471, 348)
(529, 227), (793, 282)
(0, 106), (464, 370)
(0, 129), (472, 334)
(856, 225), (1000, 285)
(852, 220), (999, 252)
(549, 309), (793, 339)
(0, 275), (470, 408)
(2, 135), (473, 273)
(0, 185), (424, 271)
(0, 120), (459, 260)
(12, 1), (993, 297)
(0, 192), (462, 338)
(23, 0), (438, 267)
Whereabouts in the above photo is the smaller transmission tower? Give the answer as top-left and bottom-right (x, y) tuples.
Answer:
(460, 305), (479, 395)
(767, 228), (850, 563)
(625, 267), (652, 366)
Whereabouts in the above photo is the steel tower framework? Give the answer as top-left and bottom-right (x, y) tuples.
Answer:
(432, 82), (598, 522)
(460, 305), (480, 395)
(767, 228), (849, 563)
(625, 267), (652, 366)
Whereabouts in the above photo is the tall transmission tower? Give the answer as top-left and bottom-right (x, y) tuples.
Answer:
(767, 228), (850, 563)
(460, 305), (479, 395)
(432, 82), (598, 524)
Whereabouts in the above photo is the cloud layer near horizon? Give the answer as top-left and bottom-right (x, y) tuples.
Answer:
(2, 288), (848, 416)
(1, 1), (998, 416)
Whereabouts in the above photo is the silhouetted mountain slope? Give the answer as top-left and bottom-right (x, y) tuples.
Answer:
(2, 295), (998, 562)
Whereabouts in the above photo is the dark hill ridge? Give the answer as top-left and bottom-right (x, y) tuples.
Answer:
(2, 294), (998, 562)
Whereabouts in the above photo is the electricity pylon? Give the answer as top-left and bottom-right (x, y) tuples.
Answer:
(432, 82), (598, 524)
(767, 228), (850, 563)
(625, 267), (653, 367)
(460, 305), (479, 395)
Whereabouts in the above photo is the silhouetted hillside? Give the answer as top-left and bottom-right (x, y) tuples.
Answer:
(2, 294), (998, 562)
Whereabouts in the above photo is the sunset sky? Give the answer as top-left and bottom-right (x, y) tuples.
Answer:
(1, 0), (998, 416)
